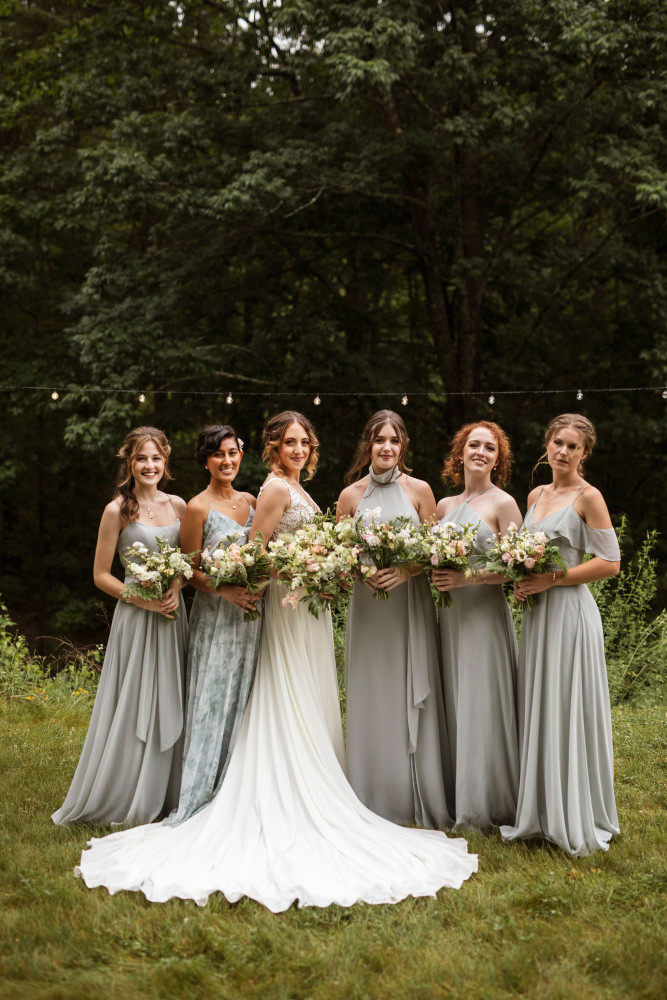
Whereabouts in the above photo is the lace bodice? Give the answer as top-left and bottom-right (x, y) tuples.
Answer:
(258, 474), (320, 541)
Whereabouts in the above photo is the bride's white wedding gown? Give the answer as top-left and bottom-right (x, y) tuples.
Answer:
(76, 480), (477, 911)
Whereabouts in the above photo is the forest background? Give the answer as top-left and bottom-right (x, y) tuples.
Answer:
(1, 0), (666, 649)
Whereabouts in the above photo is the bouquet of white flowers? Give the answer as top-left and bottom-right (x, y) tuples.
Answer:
(268, 515), (362, 618)
(121, 536), (196, 622)
(338, 508), (415, 600)
(199, 535), (271, 622)
(475, 522), (567, 610)
(407, 520), (479, 608)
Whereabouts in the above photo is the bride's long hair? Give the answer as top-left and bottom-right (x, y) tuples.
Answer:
(114, 426), (173, 527)
(345, 410), (412, 485)
(262, 411), (319, 480)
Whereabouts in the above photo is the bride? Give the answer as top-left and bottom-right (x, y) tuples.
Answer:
(76, 411), (477, 912)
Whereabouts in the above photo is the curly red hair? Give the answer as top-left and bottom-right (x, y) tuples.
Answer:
(441, 421), (513, 488)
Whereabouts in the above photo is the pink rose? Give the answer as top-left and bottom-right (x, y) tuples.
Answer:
(430, 554), (439, 566)
(502, 552), (511, 563)
(524, 557), (535, 569)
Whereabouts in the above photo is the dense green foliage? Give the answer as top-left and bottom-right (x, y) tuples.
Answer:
(1, 1), (666, 641)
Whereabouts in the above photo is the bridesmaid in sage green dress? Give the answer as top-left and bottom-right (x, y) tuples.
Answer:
(337, 410), (452, 829)
(433, 421), (522, 830)
(52, 427), (187, 827)
(168, 425), (262, 824)
(502, 414), (621, 855)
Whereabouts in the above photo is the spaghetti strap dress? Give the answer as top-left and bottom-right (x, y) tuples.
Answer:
(345, 465), (453, 828)
(438, 503), (519, 829)
(166, 506), (261, 824)
(500, 503), (620, 855)
(52, 519), (186, 827)
(74, 475), (477, 911)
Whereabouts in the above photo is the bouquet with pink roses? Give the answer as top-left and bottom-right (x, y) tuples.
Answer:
(475, 522), (567, 610)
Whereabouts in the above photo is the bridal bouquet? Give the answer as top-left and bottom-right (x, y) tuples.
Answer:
(121, 537), (196, 622)
(199, 535), (271, 622)
(268, 515), (362, 618)
(408, 520), (479, 609)
(338, 508), (415, 601)
(475, 522), (567, 610)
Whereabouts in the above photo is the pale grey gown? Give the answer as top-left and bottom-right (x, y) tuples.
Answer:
(52, 519), (186, 826)
(439, 503), (519, 830)
(166, 507), (261, 824)
(75, 475), (477, 911)
(500, 503), (620, 855)
(345, 466), (453, 829)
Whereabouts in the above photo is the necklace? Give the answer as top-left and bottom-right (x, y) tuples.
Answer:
(543, 484), (582, 503)
(463, 485), (495, 503)
(139, 499), (158, 519)
(207, 486), (244, 510)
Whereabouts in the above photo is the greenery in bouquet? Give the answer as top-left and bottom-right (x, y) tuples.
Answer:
(410, 520), (479, 609)
(268, 514), (361, 618)
(476, 522), (567, 610)
(199, 534), (271, 622)
(120, 536), (196, 622)
(338, 508), (416, 601)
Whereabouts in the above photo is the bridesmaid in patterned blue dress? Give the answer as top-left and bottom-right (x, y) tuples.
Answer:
(52, 427), (187, 827)
(167, 425), (262, 824)
(501, 414), (621, 855)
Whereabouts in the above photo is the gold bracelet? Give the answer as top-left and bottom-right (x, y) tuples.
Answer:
(552, 572), (557, 584)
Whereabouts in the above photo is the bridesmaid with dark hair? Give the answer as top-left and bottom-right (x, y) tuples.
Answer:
(433, 421), (522, 830)
(52, 427), (187, 826)
(167, 425), (261, 824)
(501, 414), (620, 855)
(337, 410), (452, 829)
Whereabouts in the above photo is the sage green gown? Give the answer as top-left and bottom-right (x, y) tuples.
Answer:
(438, 503), (519, 830)
(52, 520), (186, 827)
(167, 507), (261, 824)
(345, 466), (453, 829)
(500, 504), (620, 855)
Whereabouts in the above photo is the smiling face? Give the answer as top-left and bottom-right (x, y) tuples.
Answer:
(546, 424), (587, 476)
(205, 436), (242, 487)
(276, 422), (311, 480)
(462, 426), (498, 478)
(131, 439), (166, 489)
(370, 422), (402, 473)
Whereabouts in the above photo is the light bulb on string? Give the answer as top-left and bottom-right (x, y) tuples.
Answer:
(488, 394), (495, 405)
(401, 394), (408, 406)
(226, 393), (233, 405)
(314, 394), (321, 406)
(662, 388), (667, 400)
(51, 390), (59, 400)
(138, 393), (145, 403)
(576, 389), (583, 401)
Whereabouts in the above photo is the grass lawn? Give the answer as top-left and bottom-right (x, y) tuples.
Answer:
(0, 698), (665, 1000)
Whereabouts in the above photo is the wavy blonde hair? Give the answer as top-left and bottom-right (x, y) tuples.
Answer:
(262, 411), (319, 480)
(114, 426), (173, 527)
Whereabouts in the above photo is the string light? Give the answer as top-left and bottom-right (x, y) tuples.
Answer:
(401, 394), (408, 406)
(576, 389), (583, 401)
(51, 390), (59, 400)
(488, 394), (495, 405)
(314, 394), (321, 406)
(662, 389), (667, 399)
(138, 393), (145, 403)
(226, 393), (233, 404)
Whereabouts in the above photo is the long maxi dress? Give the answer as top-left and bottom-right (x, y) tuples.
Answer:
(166, 507), (261, 825)
(438, 503), (519, 830)
(500, 503), (620, 856)
(75, 475), (477, 911)
(345, 465), (453, 828)
(52, 519), (186, 827)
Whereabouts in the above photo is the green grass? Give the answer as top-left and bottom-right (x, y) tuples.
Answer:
(1, 698), (665, 1000)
